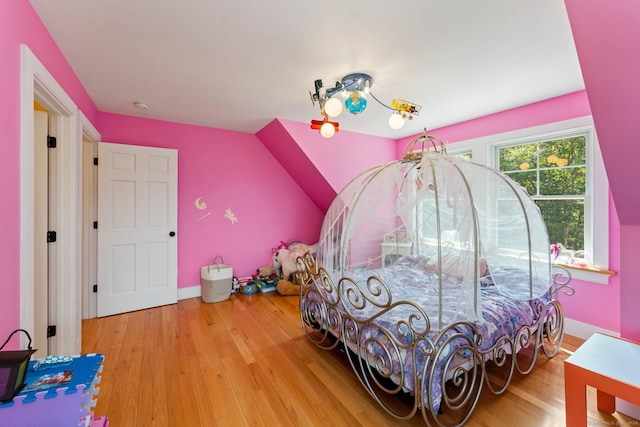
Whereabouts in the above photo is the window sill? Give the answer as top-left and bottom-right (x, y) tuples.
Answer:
(553, 263), (616, 285)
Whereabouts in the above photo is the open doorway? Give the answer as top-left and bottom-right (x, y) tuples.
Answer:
(20, 44), (96, 355)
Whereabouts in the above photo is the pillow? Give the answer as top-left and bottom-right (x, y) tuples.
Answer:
(426, 255), (489, 280)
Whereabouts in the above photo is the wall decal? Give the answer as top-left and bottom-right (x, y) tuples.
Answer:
(194, 197), (207, 210)
(224, 207), (238, 225)
(197, 212), (211, 221)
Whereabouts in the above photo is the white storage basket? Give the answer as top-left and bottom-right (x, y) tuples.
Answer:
(200, 256), (233, 303)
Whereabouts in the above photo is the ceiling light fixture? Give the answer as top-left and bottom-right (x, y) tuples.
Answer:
(310, 112), (339, 138)
(309, 72), (421, 138)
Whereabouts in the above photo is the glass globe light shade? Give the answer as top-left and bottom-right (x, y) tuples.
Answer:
(388, 112), (405, 130)
(345, 90), (367, 114)
(324, 97), (343, 117)
(320, 122), (336, 138)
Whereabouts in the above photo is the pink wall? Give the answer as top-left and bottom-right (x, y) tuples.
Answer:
(98, 113), (324, 285)
(396, 91), (592, 154)
(257, 119), (397, 212)
(0, 0), (99, 345)
(565, 0), (640, 227)
(277, 119), (398, 193)
(559, 193), (621, 333)
(399, 91), (622, 333)
(564, 0), (640, 341)
(256, 120), (336, 212)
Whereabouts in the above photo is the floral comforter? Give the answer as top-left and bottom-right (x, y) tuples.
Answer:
(306, 255), (550, 412)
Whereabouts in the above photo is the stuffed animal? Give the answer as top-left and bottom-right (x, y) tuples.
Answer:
(258, 266), (275, 277)
(272, 242), (317, 281)
(276, 279), (300, 296)
(272, 248), (296, 281)
(231, 277), (241, 294)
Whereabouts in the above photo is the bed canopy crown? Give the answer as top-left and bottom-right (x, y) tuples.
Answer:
(316, 131), (552, 322)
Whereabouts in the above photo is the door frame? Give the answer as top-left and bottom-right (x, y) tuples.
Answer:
(32, 108), (49, 355)
(81, 120), (100, 319)
(20, 44), (92, 354)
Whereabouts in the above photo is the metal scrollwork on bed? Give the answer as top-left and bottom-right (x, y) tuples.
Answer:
(299, 253), (574, 427)
(298, 133), (575, 425)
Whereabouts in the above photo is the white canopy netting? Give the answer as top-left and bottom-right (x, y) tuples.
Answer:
(316, 134), (552, 323)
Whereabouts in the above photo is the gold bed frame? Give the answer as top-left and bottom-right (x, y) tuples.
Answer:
(296, 253), (574, 427)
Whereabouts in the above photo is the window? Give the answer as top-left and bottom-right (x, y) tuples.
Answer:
(454, 150), (472, 161)
(497, 135), (586, 258)
(446, 117), (609, 284)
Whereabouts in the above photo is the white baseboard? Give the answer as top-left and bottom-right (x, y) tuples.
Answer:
(178, 285), (201, 301)
(564, 318), (619, 340)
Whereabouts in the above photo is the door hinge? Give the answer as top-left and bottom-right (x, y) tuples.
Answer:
(93, 157), (98, 166)
(47, 231), (57, 243)
(93, 284), (98, 293)
(93, 221), (98, 229)
(47, 325), (57, 338)
(47, 136), (57, 148)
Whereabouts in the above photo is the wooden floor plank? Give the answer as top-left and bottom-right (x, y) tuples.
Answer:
(82, 293), (639, 426)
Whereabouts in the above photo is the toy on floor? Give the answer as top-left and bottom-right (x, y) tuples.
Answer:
(239, 278), (258, 295)
(231, 277), (240, 294)
(276, 279), (300, 296)
(272, 242), (317, 281)
(242, 266), (279, 294)
(257, 266), (275, 277)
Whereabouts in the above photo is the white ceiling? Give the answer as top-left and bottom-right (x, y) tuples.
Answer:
(29, 0), (584, 139)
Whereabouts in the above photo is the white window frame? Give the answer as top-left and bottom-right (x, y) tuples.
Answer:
(444, 116), (609, 285)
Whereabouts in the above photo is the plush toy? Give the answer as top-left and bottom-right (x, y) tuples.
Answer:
(258, 266), (275, 277)
(231, 277), (240, 294)
(276, 279), (300, 296)
(272, 242), (317, 281)
(272, 248), (296, 281)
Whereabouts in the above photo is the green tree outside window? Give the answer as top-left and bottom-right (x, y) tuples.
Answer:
(498, 136), (586, 253)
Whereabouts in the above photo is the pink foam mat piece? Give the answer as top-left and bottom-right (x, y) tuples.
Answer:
(90, 415), (109, 427)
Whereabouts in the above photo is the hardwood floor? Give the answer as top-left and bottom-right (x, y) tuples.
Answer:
(82, 294), (638, 426)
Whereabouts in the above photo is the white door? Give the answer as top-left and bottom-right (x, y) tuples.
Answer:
(97, 142), (178, 317)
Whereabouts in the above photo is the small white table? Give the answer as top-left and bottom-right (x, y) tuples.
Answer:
(381, 241), (411, 267)
(564, 332), (640, 426)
